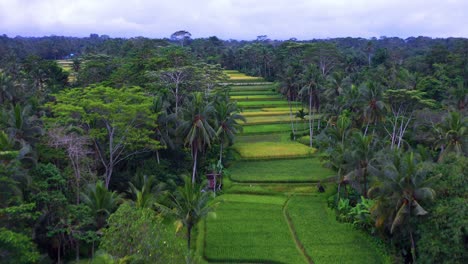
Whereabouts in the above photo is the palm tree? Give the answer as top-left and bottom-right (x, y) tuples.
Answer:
(177, 92), (216, 184)
(434, 111), (467, 161)
(4, 104), (43, 150)
(127, 174), (165, 209)
(161, 177), (213, 250)
(299, 64), (322, 147)
(214, 97), (245, 164)
(368, 151), (435, 262)
(359, 82), (386, 136)
(151, 94), (175, 164)
(343, 131), (376, 197)
(80, 181), (122, 229)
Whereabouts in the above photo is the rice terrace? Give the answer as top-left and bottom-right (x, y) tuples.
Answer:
(195, 71), (391, 264)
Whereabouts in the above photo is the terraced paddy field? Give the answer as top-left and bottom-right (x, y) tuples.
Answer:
(230, 94), (283, 101)
(286, 196), (390, 263)
(229, 158), (333, 183)
(233, 141), (315, 160)
(229, 90), (277, 96)
(238, 100), (290, 108)
(204, 194), (306, 264)
(199, 70), (389, 264)
(242, 123), (308, 134)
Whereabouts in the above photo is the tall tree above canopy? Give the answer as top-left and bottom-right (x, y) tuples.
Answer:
(170, 30), (192, 47)
(46, 86), (159, 188)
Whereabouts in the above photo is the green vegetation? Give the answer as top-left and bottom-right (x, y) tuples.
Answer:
(286, 196), (390, 264)
(230, 158), (333, 183)
(233, 141), (315, 159)
(204, 194), (305, 263)
(0, 34), (466, 263)
(242, 123), (308, 134)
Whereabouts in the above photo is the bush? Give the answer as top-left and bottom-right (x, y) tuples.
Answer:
(100, 203), (185, 263)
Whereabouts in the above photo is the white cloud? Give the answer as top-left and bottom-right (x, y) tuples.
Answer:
(0, 0), (467, 39)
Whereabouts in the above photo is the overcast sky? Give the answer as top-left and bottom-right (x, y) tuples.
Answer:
(0, 0), (467, 40)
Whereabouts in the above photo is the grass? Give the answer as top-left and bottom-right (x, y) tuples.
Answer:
(286, 195), (391, 264)
(242, 123), (308, 134)
(244, 115), (302, 125)
(229, 158), (333, 183)
(204, 194), (306, 263)
(232, 141), (315, 160)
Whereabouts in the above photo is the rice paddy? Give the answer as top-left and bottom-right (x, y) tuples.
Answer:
(199, 70), (389, 264)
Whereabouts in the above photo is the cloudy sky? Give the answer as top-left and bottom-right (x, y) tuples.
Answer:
(0, 0), (467, 40)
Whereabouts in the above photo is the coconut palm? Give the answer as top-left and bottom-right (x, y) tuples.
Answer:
(160, 177), (213, 250)
(359, 82), (386, 136)
(80, 181), (122, 229)
(368, 151), (435, 262)
(214, 97), (245, 164)
(434, 111), (467, 161)
(177, 92), (216, 184)
(343, 131), (376, 197)
(127, 173), (165, 209)
(299, 64), (322, 147)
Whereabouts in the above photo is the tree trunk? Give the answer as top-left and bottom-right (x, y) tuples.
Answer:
(156, 149), (160, 164)
(219, 142), (223, 165)
(192, 148), (198, 184)
(309, 89), (313, 147)
(288, 97), (296, 140)
(187, 224), (192, 250)
(76, 240), (80, 262)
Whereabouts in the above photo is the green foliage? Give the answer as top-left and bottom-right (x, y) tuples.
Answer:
(0, 228), (40, 264)
(81, 181), (122, 229)
(100, 203), (185, 263)
(416, 155), (468, 263)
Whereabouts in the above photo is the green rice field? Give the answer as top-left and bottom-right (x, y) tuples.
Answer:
(230, 158), (333, 183)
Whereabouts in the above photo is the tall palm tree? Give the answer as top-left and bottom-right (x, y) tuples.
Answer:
(177, 92), (216, 183)
(434, 111), (467, 161)
(160, 177), (213, 250)
(368, 151), (435, 262)
(80, 181), (122, 229)
(151, 94), (175, 164)
(359, 82), (386, 136)
(214, 97), (245, 164)
(299, 64), (322, 147)
(343, 131), (376, 197)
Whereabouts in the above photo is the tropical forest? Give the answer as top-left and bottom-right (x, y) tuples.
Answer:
(0, 33), (466, 264)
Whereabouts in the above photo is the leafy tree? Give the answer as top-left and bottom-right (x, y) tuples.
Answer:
(416, 154), (467, 263)
(100, 202), (185, 263)
(170, 30), (192, 47)
(383, 89), (435, 149)
(47, 86), (159, 188)
(0, 228), (40, 264)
